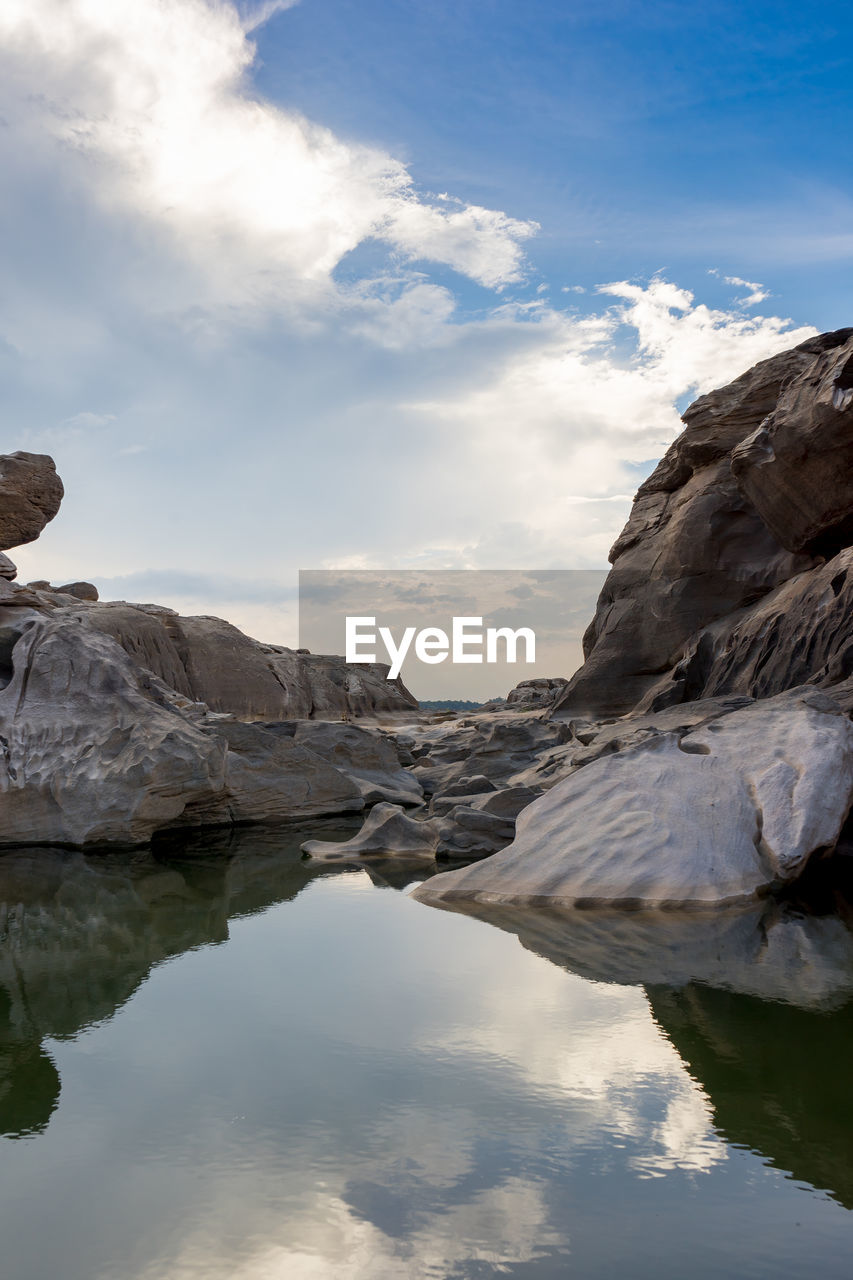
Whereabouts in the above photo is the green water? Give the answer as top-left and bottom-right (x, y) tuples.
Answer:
(2, 823), (853, 1278)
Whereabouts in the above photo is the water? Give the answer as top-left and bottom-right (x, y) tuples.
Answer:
(2, 823), (853, 1278)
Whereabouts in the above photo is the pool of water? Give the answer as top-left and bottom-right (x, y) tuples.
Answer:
(2, 822), (853, 1279)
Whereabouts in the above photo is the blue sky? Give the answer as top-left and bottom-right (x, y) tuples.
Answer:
(253, 0), (853, 322)
(0, 0), (849, 643)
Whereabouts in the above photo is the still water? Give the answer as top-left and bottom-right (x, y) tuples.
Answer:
(2, 822), (853, 1279)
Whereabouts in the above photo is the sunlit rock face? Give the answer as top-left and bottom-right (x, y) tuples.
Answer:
(413, 689), (853, 909)
(554, 328), (853, 718)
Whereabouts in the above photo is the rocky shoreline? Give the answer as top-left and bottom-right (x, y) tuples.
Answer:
(3, 327), (853, 912)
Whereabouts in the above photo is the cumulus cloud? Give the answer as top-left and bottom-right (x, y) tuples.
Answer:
(0, 0), (535, 319)
(0, 1), (821, 639)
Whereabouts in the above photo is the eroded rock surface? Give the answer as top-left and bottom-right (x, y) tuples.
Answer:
(413, 690), (853, 909)
(555, 329), (853, 718)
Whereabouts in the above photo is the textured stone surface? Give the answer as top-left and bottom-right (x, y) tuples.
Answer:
(301, 797), (517, 863)
(554, 329), (853, 718)
(266, 720), (423, 806)
(82, 603), (417, 721)
(302, 803), (439, 861)
(0, 612), (373, 846)
(414, 690), (853, 909)
(0, 612), (227, 846)
(731, 331), (853, 554)
(637, 550), (853, 708)
(0, 554), (16, 581)
(0, 452), (64, 550)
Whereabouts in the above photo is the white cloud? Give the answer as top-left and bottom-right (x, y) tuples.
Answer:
(0, 2), (823, 638)
(707, 268), (771, 307)
(0, 0), (535, 318)
(397, 278), (816, 569)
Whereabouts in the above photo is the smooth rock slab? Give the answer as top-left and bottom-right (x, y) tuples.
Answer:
(413, 689), (853, 909)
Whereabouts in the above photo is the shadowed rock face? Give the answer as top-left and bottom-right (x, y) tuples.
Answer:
(0, 452), (64, 551)
(554, 329), (853, 718)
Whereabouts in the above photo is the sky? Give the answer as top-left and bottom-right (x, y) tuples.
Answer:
(1, 0), (851, 645)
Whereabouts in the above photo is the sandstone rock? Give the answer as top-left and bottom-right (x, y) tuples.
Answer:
(413, 689), (853, 909)
(55, 581), (99, 601)
(731, 331), (853, 554)
(0, 452), (64, 550)
(637, 551), (853, 708)
(433, 807), (517, 859)
(188, 719), (364, 825)
(506, 677), (568, 708)
(410, 712), (571, 795)
(554, 329), (853, 719)
(0, 612), (227, 846)
(301, 797), (517, 863)
(431, 784), (539, 819)
(0, 553), (16, 581)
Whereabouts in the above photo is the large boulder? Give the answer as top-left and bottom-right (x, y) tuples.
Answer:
(0, 452), (63, 550)
(554, 329), (853, 718)
(413, 689), (853, 909)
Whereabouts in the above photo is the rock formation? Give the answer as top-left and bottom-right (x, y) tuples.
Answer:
(414, 329), (853, 909)
(413, 689), (853, 908)
(553, 328), (853, 718)
(0, 452), (63, 553)
(0, 450), (421, 847)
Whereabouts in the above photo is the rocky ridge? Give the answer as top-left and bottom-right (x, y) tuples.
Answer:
(5, 328), (853, 902)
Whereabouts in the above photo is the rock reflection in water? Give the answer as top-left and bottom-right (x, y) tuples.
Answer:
(425, 893), (853, 1209)
(0, 818), (383, 1139)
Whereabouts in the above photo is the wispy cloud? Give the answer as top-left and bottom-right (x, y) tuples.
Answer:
(708, 268), (771, 307)
(0, 0), (535, 322)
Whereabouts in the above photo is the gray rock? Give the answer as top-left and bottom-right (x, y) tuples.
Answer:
(281, 720), (423, 806)
(413, 689), (853, 909)
(0, 452), (64, 550)
(637, 551), (853, 709)
(301, 798), (518, 863)
(0, 611), (371, 846)
(506, 677), (568, 707)
(431, 785), (539, 819)
(302, 803), (439, 861)
(0, 554), (16, 581)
